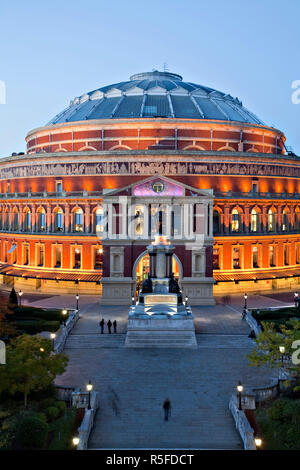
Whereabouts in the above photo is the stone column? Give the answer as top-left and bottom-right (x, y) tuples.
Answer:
(85, 204), (90, 233)
(46, 204), (51, 233)
(224, 205), (230, 234)
(244, 205), (250, 233)
(64, 203), (70, 233)
(262, 205), (267, 233)
(31, 204), (36, 232)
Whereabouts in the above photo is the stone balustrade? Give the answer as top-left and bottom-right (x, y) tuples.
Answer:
(71, 390), (99, 450)
(53, 309), (79, 354)
(229, 395), (256, 450)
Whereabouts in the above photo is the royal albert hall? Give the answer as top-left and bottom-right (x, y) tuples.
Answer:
(0, 70), (299, 304)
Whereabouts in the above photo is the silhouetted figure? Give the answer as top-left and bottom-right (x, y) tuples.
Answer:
(169, 274), (180, 293)
(99, 318), (105, 334)
(163, 398), (171, 421)
(107, 320), (112, 334)
(113, 320), (117, 333)
(248, 330), (256, 339)
(141, 276), (152, 293)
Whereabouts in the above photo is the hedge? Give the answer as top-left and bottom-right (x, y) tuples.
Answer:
(13, 320), (60, 334)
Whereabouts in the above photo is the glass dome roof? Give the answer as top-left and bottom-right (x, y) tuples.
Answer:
(48, 71), (264, 125)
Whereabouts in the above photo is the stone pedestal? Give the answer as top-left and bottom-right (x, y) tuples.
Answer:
(125, 315), (197, 349)
(101, 277), (135, 305)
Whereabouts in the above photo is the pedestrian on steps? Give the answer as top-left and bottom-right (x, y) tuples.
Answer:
(163, 398), (171, 421)
(99, 318), (105, 334)
(107, 319), (112, 334)
(113, 320), (117, 333)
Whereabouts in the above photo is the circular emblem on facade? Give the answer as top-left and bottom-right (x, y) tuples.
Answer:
(152, 181), (164, 193)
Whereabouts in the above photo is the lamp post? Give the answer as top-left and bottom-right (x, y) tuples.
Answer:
(294, 292), (299, 308)
(185, 295), (188, 306)
(279, 345), (285, 363)
(18, 290), (23, 306)
(76, 294), (79, 311)
(62, 309), (68, 326)
(50, 333), (56, 349)
(72, 436), (80, 449)
(237, 381), (243, 411)
(86, 380), (93, 410)
(132, 295), (135, 305)
(244, 293), (248, 310)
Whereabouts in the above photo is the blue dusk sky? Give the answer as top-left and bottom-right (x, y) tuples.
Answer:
(0, 0), (299, 157)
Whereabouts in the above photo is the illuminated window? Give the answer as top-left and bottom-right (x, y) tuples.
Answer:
(213, 248), (220, 269)
(74, 248), (81, 269)
(282, 210), (288, 232)
(74, 208), (83, 232)
(94, 247), (102, 269)
(268, 209), (275, 232)
(37, 210), (46, 231)
(56, 181), (63, 193)
(232, 247), (240, 269)
(172, 205), (182, 237)
(231, 209), (239, 232)
(54, 246), (62, 268)
(250, 209), (258, 232)
(252, 182), (259, 193)
(95, 207), (104, 233)
(269, 246), (275, 267)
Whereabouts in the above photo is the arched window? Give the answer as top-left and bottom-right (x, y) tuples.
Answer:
(250, 209), (258, 232)
(94, 207), (104, 233)
(268, 209), (275, 232)
(54, 209), (63, 232)
(282, 209), (288, 232)
(37, 208), (46, 232)
(73, 208), (83, 232)
(231, 209), (239, 232)
(24, 209), (31, 232)
(12, 209), (19, 231)
(213, 210), (221, 234)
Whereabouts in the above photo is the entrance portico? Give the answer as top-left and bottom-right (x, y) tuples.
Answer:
(100, 176), (215, 305)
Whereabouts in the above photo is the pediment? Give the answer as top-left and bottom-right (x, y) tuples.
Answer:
(103, 175), (213, 198)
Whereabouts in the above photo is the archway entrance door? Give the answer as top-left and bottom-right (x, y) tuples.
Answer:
(136, 254), (179, 293)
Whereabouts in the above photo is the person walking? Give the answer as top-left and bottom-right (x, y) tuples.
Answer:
(113, 320), (117, 333)
(99, 318), (105, 334)
(107, 319), (112, 334)
(163, 398), (171, 421)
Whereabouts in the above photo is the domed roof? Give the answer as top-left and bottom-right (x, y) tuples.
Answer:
(48, 71), (264, 125)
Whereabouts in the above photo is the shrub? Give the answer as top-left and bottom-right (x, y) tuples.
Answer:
(38, 398), (57, 411)
(13, 320), (60, 335)
(56, 401), (67, 414)
(45, 406), (60, 421)
(35, 412), (47, 424)
(17, 416), (49, 449)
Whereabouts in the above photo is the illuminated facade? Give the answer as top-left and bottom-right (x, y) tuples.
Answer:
(0, 70), (298, 298)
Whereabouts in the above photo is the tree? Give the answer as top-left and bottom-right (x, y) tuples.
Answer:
(248, 319), (300, 386)
(8, 288), (18, 309)
(0, 291), (17, 338)
(0, 334), (68, 408)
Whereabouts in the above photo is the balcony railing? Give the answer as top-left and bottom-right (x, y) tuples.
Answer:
(215, 191), (300, 200)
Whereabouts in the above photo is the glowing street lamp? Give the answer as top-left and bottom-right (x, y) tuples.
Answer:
(255, 437), (262, 449)
(62, 308), (68, 326)
(18, 290), (23, 306)
(72, 436), (80, 448)
(294, 292), (299, 307)
(185, 295), (188, 306)
(279, 345), (286, 363)
(50, 333), (56, 348)
(132, 296), (135, 305)
(76, 294), (79, 310)
(237, 381), (243, 411)
(86, 380), (93, 410)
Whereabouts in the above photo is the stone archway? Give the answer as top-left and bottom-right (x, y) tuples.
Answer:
(132, 250), (183, 292)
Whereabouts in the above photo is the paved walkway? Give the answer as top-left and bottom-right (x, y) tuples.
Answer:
(34, 292), (284, 450)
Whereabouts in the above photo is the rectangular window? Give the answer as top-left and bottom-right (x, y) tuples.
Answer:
(284, 245), (289, 266)
(94, 247), (102, 269)
(23, 245), (29, 265)
(38, 245), (44, 266)
(213, 248), (220, 269)
(296, 245), (300, 264)
(252, 182), (259, 193)
(56, 181), (63, 193)
(232, 247), (240, 269)
(252, 246), (259, 268)
(74, 248), (81, 269)
(54, 246), (62, 268)
(269, 246), (275, 267)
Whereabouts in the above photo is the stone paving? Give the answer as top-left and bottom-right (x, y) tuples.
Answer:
(32, 292), (285, 450)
